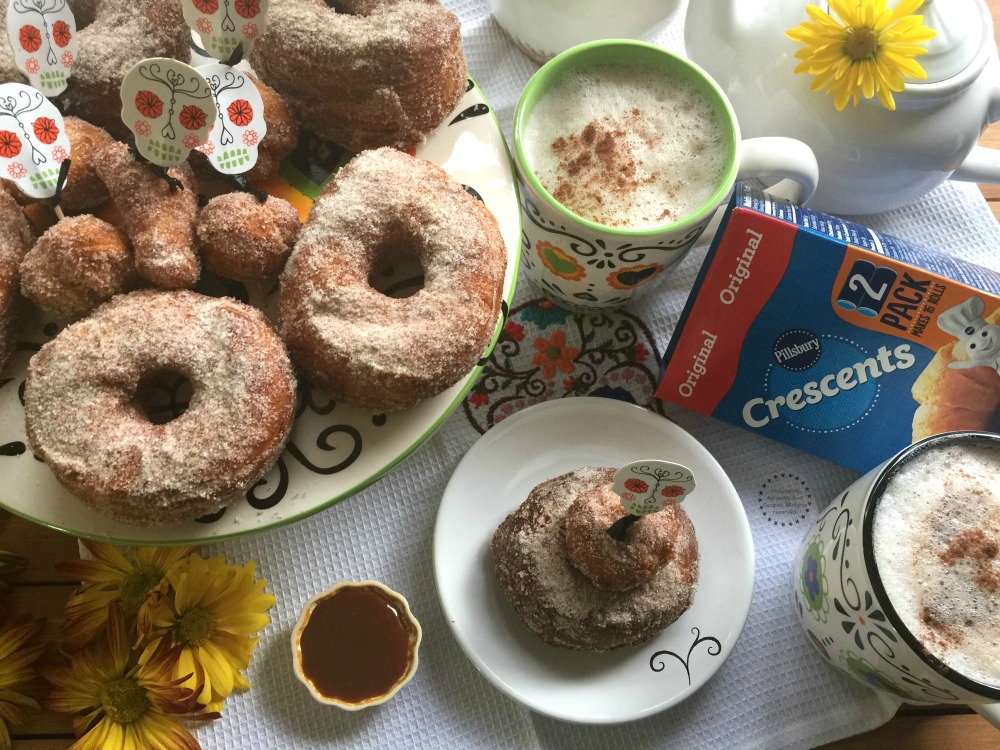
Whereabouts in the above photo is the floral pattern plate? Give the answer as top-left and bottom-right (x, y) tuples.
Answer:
(0, 79), (520, 544)
(433, 397), (755, 724)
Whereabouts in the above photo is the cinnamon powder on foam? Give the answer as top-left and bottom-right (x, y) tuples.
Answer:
(523, 65), (728, 230)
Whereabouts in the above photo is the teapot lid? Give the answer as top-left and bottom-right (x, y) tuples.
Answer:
(909, 0), (983, 83)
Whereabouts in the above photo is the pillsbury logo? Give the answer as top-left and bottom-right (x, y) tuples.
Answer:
(773, 329), (821, 371)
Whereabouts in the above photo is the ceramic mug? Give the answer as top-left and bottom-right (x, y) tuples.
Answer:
(792, 431), (1000, 729)
(489, 0), (681, 64)
(512, 40), (819, 313)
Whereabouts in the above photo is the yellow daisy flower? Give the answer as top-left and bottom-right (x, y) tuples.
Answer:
(43, 604), (218, 750)
(786, 0), (936, 111)
(140, 554), (275, 710)
(0, 614), (45, 750)
(57, 542), (194, 652)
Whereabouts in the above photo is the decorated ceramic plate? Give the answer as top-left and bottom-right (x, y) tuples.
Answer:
(0, 79), (520, 544)
(433, 397), (754, 724)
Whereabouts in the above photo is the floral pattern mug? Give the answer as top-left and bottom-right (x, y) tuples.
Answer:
(792, 431), (1000, 729)
(512, 40), (819, 312)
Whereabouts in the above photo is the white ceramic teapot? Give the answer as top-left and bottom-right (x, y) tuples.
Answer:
(685, 0), (1000, 215)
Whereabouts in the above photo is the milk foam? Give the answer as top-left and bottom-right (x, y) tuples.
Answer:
(872, 441), (1000, 688)
(522, 64), (728, 229)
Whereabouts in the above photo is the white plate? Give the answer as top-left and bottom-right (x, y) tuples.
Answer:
(433, 398), (754, 724)
(0, 80), (520, 544)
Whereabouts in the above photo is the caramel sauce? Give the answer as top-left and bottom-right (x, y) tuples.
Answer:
(298, 585), (416, 704)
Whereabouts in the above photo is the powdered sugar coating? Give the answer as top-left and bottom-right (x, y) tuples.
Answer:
(280, 148), (506, 411)
(249, 0), (467, 152)
(491, 467), (700, 651)
(24, 290), (297, 526)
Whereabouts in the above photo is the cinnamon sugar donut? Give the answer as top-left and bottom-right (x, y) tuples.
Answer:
(197, 193), (299, 281)
(23, 290), (297, 526)
(564, 472), (693, 592)
(279, 148), (506, 411)
(20, 215), (134, 322)
(249, 0), (467, 152)
(93, 141), (200, 290)
(491, 467), (700, 651)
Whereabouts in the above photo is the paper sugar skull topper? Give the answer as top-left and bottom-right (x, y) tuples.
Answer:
(607, 460), (697, 540)
(195, 62), (267, 176)
(0, 82), (70, 198)
(5, 0), (77, 95)
(120, 58), (214, 168)
(182, 0), (271, 62)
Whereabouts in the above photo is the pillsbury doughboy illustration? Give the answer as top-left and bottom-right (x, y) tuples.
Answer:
(937, 296), (1000, 373)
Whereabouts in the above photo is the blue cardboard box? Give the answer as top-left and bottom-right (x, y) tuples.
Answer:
(656, 184), (1000, 472)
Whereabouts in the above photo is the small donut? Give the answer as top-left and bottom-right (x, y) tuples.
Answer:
(20, 215), (134, 322)
(250, 0), (467, 152)
(92, 141), (200, 289)
(491, 467), (700, 651)
(564, 472), (692, 592)
(279, 148), (506, 411)
(24, 289), (297, 526)
(0, 191), (35, 371)
(60, 0), (191, 139)
(197, 193), (299, 281)
(59, 117), (114, 214)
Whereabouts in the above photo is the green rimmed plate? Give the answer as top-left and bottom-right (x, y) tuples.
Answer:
(0, 79), (519, 544)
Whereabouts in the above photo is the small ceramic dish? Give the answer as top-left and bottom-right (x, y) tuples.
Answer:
(291, 580), (422, 710)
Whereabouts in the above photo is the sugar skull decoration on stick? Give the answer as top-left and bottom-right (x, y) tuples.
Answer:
(182, 0), (271, 62)
(120, 58), (214, 169)
(607, 460), (697, 540)
(5, 0), (77, 95)
(195, 62), (268, 178)
(0, 82), (70, 199)
(180, 0), (272, 190)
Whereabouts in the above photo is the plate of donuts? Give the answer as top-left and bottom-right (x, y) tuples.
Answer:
(0, 78), (521, 544)
(433, 397), (755, 724)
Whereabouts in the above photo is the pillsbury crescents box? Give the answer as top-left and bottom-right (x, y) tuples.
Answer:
(656, 184), (1000, 473)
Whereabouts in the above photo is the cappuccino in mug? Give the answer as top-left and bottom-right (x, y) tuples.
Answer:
(872, 439), (1000, 688)
(521, 63), (728, 229)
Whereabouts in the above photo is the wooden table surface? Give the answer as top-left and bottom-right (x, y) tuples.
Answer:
(5, 7), (1000, 750)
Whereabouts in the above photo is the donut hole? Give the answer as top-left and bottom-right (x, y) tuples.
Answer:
(368, 245), (426, 299)
(132, 370), (193, 425)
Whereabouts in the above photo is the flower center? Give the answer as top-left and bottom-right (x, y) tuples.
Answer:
(119, 565), (164, 617)
(844, 26), (878, 61)
(102, 676), (150, 725)
(547, 346), (561, 359)
(175, 606), (213, 646)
